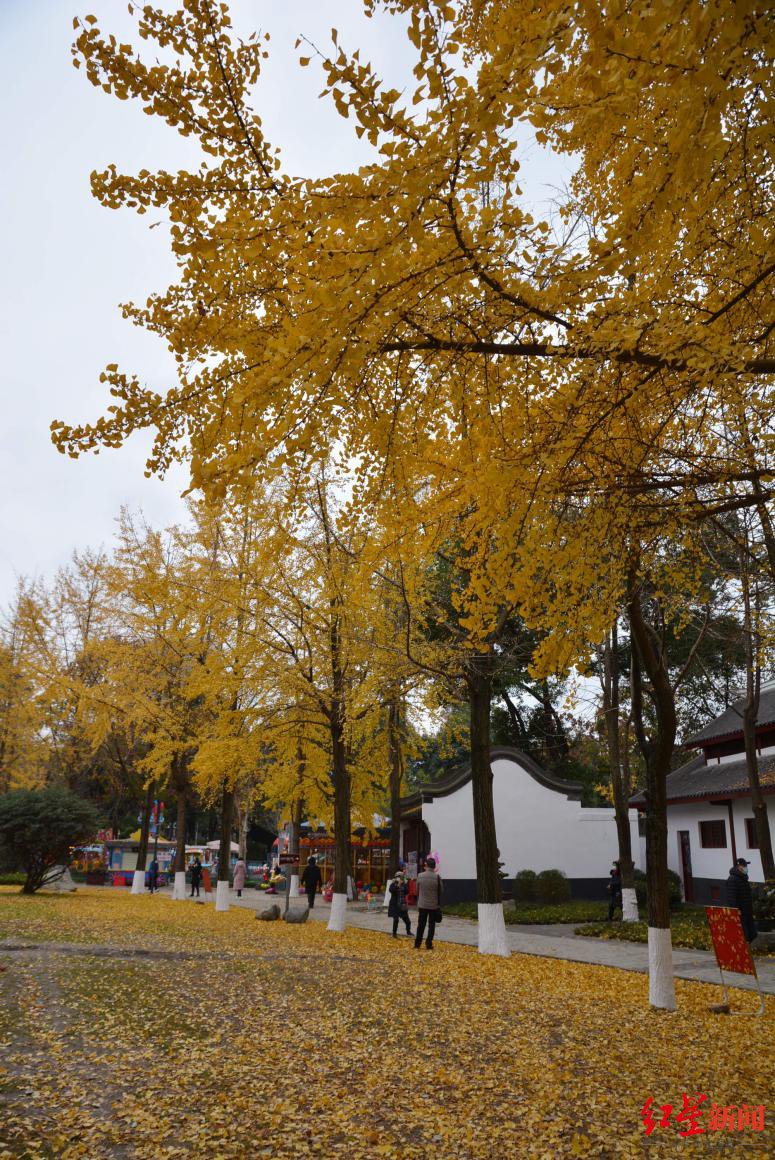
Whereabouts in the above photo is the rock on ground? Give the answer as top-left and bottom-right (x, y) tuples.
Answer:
(257, 905), (281, 921)
(283, 907), (309, 924)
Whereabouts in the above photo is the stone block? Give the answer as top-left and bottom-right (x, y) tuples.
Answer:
(257, 904), (281, 921)
(283, 907), (309, 924)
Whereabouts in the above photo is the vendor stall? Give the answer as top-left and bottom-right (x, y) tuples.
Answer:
(299, 835), (391, 896)
(104, 837), (175, 886)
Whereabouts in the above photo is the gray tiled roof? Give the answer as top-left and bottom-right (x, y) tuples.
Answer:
(630, 753), (775, 806)
(683, 685), (775, 746)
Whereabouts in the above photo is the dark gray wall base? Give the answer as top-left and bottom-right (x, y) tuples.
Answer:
(439, 877), (612, 906)
(569, 878), (610, 902)
(685, 876), (727, 906)
(440, 879), (479, 906)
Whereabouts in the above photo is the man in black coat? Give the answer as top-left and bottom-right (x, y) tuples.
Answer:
(301, 856), (322, 909)
(189, 856), (203, 898)
(725, 858), (758, 942)
(607, 861), (622, 921)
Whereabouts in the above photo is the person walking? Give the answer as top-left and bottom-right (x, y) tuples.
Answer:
(190, 856), (203, 898)
(301, 856), (322, 908)
(233, 856), (247, 898)
(607, 861), (623, 921)
(388, 869), (412, 938)
(147, 857), (159, 893)
(725, 857), (758, 942)
(414, 856), (442, 951)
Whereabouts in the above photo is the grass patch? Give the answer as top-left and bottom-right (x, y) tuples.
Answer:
(444, 899), (610, 924)
(575, 909), (771, 954)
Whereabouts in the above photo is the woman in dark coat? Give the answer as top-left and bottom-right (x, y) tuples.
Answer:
(388, 870), (412, 938)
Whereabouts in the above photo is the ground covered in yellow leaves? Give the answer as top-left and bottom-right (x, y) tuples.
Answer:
(0, 889), (772, 1159)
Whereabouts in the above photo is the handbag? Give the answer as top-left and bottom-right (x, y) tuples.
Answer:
(434, 907), (443, 924)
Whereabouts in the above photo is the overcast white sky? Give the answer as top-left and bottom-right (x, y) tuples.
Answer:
(0, 1), (567, 609)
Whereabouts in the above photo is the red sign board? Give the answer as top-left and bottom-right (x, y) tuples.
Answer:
(279, 854), (299, 865)
(705, 906), (755, 976)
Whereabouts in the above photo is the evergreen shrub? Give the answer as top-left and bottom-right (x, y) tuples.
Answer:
(536, 868), (571, 903)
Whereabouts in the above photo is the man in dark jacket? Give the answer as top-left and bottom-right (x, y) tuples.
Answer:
(725, 858), (757, 942)
(190, 856), (203, 898)
(414, 857), (442, 950)
(607, 861), (622, 921)
(301, 856), (322, 909)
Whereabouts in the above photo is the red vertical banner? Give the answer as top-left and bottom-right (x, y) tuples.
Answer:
(705, 907), (756, 976)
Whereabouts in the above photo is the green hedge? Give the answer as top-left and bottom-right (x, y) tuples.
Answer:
(443, 900), (609, 924)
(0, 871), (26, 886)
(752, 881), (775, 932)
(512, 868), (571, 905)
(633, 868), (683, 910)
(512, 870), (538, 903)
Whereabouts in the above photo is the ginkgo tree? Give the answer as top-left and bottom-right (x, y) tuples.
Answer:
(51, 0), (772, 1008)
(0, 582), (50, 794)
(245, 476), (394, 932)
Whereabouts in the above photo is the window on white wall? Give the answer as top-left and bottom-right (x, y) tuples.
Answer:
(745, 818), (759, 849)
(699, 820), (726, 849)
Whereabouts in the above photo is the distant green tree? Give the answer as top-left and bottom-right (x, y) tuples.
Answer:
(0, 787), (100, 893)
(405, 706), (470, 789)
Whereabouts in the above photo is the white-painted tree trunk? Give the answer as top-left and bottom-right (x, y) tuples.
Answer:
(290, 873), (300, 896)
(477, 902), (510, 956)
(648, 927), (676, 1010)
(215, 880), (230, 912)
(327, 892), (348, 932)
(172, 871), (186, 901)
(622, 887), (639, 923)
(131, 870), (145, 894)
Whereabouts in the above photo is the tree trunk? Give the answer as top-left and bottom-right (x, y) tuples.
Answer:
(602, 625), (638, 921)
(318, 482), (351, 933)
(238, 797), (249, 862)
(627, 577), (676, 1010)
(469, 653), (509, 956)
(328, 699), (351, 931)
(741, 564), (775, 880)
(131, 782), (154, 894)
(387, 696), (404, 878)
(172, 767), (188, 900)
(289, 795), (303, 896)
(215, 782), (233, 912)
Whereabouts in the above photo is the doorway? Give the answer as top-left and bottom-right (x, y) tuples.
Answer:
(678, 830), (694, 902)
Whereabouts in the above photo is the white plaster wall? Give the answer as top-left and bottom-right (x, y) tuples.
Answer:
(666, 797), (775, 887)
(732, 798), (773, 881)
(666, 802), (731, 883)
(421, 755), (641, 880)
(717, 743), (775, 764)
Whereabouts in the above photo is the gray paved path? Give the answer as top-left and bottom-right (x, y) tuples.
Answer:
(190, 888), (774, 997)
